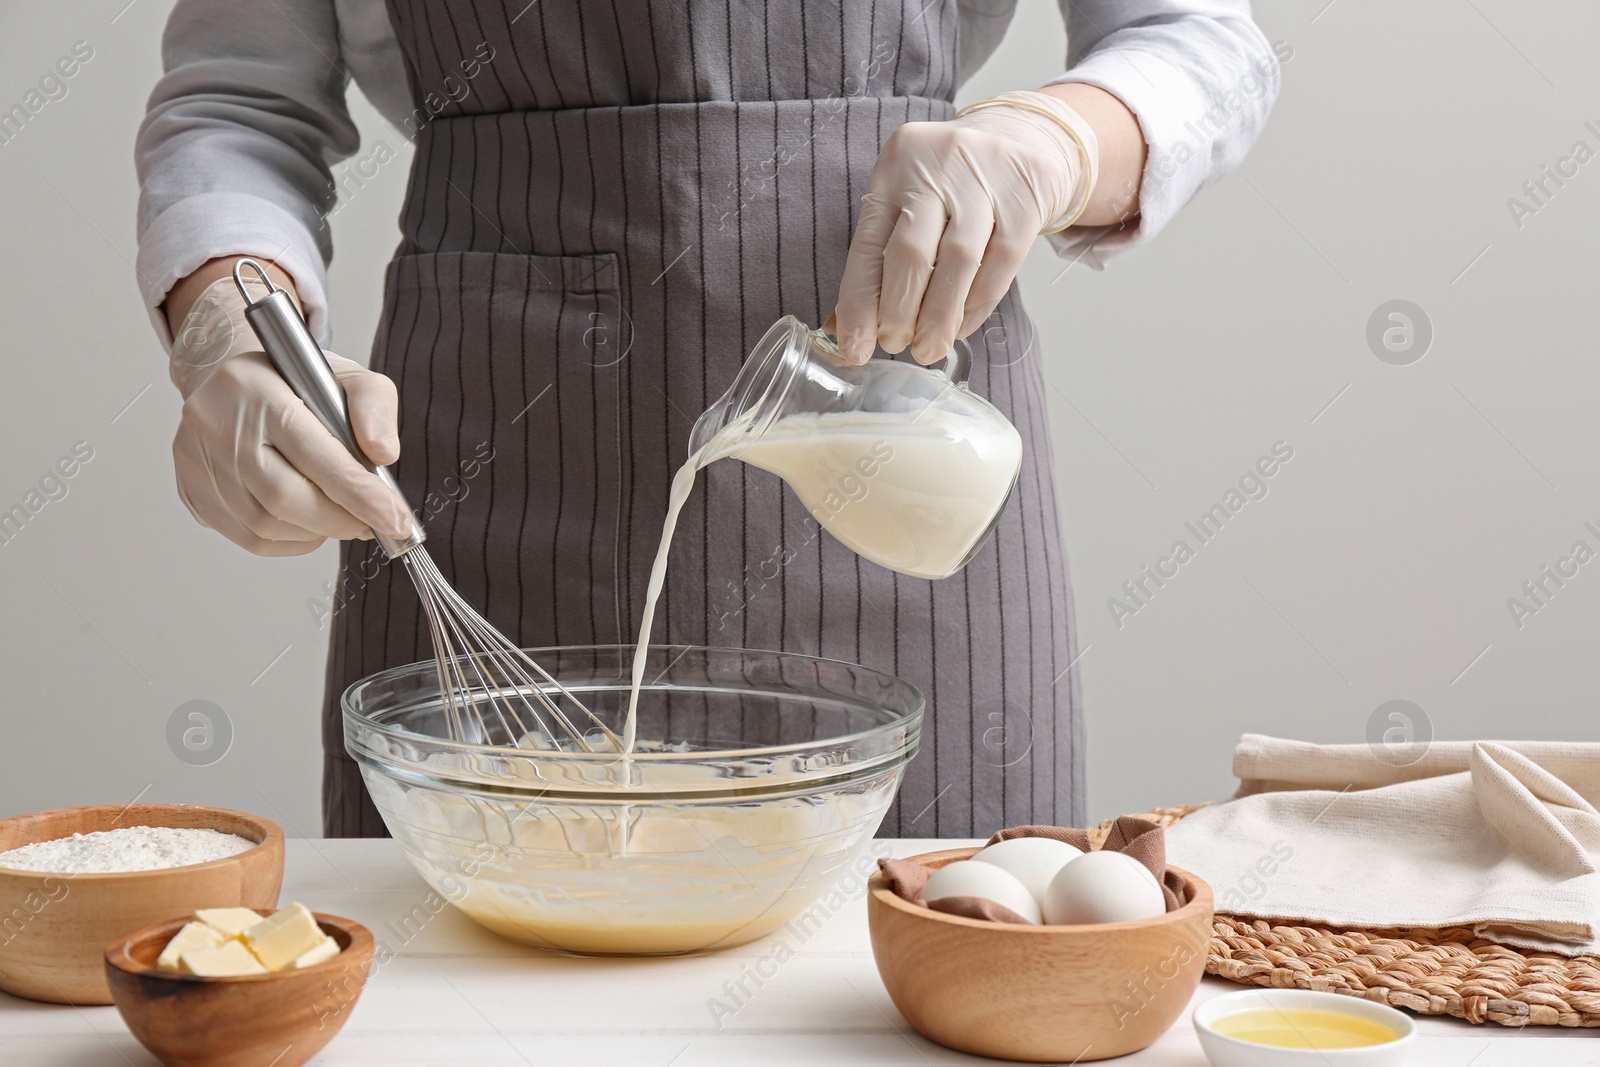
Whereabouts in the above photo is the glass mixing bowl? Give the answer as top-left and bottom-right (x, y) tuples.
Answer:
(343, 645), (922, 956)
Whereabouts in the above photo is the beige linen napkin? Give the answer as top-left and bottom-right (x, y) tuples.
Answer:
(1164, 734), (1600, 955)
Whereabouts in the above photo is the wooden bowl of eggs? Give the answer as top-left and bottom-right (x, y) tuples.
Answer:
(867, 840), (1214, 1063)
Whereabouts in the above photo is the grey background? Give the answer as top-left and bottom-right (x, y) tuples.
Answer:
(1, 1), (1593, 835)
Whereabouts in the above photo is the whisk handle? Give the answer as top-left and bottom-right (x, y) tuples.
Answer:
(231, 258), (425, 559)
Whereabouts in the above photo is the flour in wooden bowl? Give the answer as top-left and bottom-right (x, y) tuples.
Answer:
(0, 826), (255, 873)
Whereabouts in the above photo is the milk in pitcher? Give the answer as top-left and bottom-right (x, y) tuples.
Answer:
(726, 408), (1022, 581)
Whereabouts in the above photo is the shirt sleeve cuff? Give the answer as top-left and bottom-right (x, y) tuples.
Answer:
(136, 191), (331, 348)
(1047, 49), (1215, 268)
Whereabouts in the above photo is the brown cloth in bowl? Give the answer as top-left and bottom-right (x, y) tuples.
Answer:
(878, 817), (1190, 925)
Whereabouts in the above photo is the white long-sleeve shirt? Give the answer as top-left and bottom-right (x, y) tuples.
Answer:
(135, 0), (1279, 345)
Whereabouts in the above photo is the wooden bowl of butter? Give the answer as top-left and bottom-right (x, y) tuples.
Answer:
(104, 905), (373, 1067)
(0, 803), (284, 1004)
(867, 846), (1215, 1063)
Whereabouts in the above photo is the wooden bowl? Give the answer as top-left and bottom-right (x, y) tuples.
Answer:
(867, 846), (1214, 1062)
(0, 804), (283, 1004)
(105, 911), (373, 1067)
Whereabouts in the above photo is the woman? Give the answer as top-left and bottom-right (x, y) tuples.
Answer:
(138, 1), (1277, 837)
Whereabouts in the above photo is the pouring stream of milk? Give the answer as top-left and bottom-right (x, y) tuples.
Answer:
(623, 443), (710, 751)
(621, 405), (1020, 750)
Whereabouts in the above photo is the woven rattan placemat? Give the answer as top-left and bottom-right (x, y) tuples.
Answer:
(1094, 805), (1600, 1028)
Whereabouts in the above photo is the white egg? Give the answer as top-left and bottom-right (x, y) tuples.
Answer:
(922, 860), (1042, 924)
(1042, 850), (1166, 925)
(971, 837), (1083, 907)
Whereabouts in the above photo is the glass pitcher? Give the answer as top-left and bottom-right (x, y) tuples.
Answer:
(689, 316), (1022, 581)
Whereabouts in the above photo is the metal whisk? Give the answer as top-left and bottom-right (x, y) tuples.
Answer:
(232, 259), (621, 752)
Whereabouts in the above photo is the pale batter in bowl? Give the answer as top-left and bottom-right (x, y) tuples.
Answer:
(345, 645), (921, 955)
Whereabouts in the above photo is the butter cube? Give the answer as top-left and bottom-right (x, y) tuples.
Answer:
(157, 920), (225, 971)
(290, 935), (341, 969)
(242, 903), (325, 972)
(194, 907), (267, 939)
(179, 939), (268, 977)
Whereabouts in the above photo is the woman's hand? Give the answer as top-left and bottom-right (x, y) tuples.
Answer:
(831, 85), (1143, 366)
(167, 272), (412, 556)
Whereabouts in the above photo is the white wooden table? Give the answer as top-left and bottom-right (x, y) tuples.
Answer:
(2, 839), (1594, 1065)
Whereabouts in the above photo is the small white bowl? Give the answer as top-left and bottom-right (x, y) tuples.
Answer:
(1195, 988), (1416, 1067)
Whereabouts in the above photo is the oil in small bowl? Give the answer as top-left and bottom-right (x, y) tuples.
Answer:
(1194, 988), (1416, 1067)
(1211, 1007), (1398, 1049)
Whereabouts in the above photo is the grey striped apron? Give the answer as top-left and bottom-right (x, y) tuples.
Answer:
(322, 0), (1085, 838)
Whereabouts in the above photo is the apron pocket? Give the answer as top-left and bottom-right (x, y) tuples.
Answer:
(371, 250), (629, 647)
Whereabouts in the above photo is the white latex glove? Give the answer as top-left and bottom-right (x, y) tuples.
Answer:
(831, 90), (1099, 365)
(168, 277), (413, 556)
